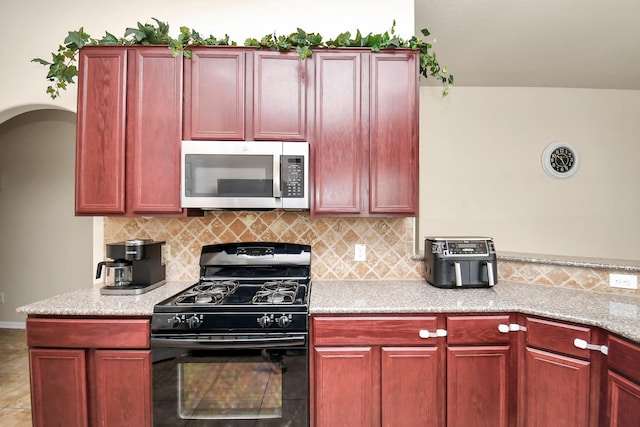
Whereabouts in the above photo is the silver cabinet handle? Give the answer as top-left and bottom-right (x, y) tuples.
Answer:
(419, 329), (448, 339)
(498, 323), (527, 333)
(574, 338), (609, 355)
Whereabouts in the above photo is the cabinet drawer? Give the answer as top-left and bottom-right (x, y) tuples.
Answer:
(312, 316), (439, 346)
(525, 317), (591, 359)
(608, 335), (640, 383)
(27, 318), (150, 349)
(447, 315), (511, 345)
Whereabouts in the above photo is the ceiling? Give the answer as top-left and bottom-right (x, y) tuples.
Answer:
(414, 0), (640, 90)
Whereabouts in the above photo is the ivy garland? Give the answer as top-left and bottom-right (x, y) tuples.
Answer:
(32, 18), (454, 100)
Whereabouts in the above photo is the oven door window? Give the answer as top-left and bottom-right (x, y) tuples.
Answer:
(179, 355), (281, 419)
(153, 347), (307, 426)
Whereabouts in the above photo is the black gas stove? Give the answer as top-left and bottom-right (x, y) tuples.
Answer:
(150, 242), (311, 426)
(151, 242), (311, 336)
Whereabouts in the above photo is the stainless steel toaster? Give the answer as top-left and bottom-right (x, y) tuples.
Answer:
(424, 237), (497, 288)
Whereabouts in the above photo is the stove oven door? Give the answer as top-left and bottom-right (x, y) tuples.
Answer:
(151, 334), (308, 427)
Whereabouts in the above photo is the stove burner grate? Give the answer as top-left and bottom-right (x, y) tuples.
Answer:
(175, 280), (239, 305)
(252, 280), (299, 305)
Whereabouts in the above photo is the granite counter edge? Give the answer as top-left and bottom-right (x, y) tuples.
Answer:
(309, 280), (640, 343)
(15, 281), (194, 317)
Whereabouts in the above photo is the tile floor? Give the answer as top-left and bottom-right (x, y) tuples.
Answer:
(0, 329), (32, 426)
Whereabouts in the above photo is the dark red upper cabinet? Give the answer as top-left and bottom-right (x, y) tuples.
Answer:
(183, 48), (307, 141)
(312, 50), (366, 215)
(369, 52), (419, 215)
(183, 47), (247, 140)
(252, 50), (307, 141)
(312, 49), (419, 217)
(126, 47), (183, 215)
(75, 46), (184, 216)
(75, 46), (127, 214)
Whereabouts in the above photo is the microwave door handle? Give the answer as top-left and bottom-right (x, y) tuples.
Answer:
(273, 155), (281, 198)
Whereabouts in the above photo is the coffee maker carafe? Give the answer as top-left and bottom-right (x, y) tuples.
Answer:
(96, 239), (166, 295)
(96, 260), (133, 287)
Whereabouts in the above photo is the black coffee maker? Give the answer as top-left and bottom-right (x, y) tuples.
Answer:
(96, 239), (166, 295)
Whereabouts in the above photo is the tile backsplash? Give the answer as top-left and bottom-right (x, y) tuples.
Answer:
(499, 258), (640, 296)
(104, 211), (422, 282)
(105, 212), (639, 296)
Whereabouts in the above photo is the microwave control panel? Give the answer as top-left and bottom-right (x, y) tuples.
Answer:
(282, 156), (305, 198)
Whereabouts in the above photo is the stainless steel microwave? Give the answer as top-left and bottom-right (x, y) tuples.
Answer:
(181, 140), (309, 210)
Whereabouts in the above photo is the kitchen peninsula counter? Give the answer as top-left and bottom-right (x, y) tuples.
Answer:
(310, 280), (640, 343)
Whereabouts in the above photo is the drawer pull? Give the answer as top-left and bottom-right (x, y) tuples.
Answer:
(498, 323), (527, 333)
(419, 329), (448, 339)
(573, 338), (609, 355)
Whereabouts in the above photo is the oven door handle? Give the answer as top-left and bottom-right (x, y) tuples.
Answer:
(150, 334), (307, 349)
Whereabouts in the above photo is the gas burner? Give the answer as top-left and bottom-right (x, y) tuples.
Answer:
(252, 280), (299, 305)
(175, 280), (239, 305)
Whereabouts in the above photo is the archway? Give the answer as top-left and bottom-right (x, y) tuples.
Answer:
(0, 109), (93, 326)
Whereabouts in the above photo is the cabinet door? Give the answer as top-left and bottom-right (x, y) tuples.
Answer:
(369, 51), (418, 215)
(446, 315), (515, 427)
(93, 350), (152, 427)
(525, 347), (590, 427)
(447, 346), (510, 427)
(29, 349), (88, 427)
(126, 47), (183, 214)
(606, 335), (640, 426)
(253, 51), (307, 140)
(313, 347), (374, 427)
(607, 371), (640, 427)
(75, 47), (127, 215)
(312, 50), (366, 215)
(184, 48), (246, 140)
(381, 346), (440, 427)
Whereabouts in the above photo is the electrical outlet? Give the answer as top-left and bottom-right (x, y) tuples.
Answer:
(162, 244), (171, 264)
(354, 244), (366, 262)
(609, 273), (638, 290)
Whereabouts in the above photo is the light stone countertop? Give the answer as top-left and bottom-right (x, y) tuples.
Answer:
(16, 281), (194, 317)
(309, 280), (640, 343)
(16, 279), (640, 343)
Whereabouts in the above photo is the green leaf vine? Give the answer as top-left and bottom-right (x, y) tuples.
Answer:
(33, 18), (453, 99)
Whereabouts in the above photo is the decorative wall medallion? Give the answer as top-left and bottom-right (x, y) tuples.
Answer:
(541, 141), (579, 179)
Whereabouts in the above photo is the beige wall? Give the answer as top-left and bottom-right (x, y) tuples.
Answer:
(0, 0), (414, 123)
(0, 110), (93, 324)
(419, 86), (640, 260)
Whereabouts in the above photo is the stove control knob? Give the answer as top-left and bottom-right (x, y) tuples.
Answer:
(171, 315), (184, 328)
(277, 315), (291, 328)
(187, 315), (202, 329)
(258, 314), (272, 328)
